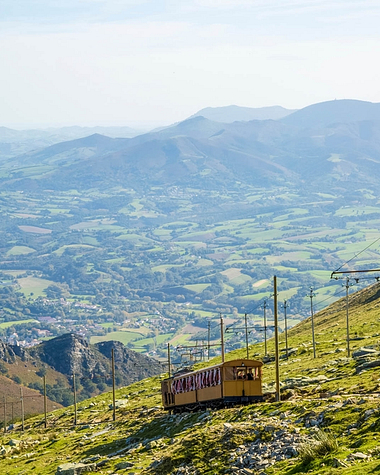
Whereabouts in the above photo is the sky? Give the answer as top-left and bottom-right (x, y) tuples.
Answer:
(1, 0), (380, 128)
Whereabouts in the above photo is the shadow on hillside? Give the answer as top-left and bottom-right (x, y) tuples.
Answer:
(79, 411), (204, 459)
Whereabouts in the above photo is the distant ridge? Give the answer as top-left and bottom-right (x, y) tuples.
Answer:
(281, 99), (380, 128)
(189, 105), (296, 123)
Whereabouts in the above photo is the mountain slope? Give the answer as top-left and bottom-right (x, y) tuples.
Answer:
(29, 333), (162, 384)
(189, 105), (297, 122)
(1, 282), (380, 474)
(282, 99), (380, 128)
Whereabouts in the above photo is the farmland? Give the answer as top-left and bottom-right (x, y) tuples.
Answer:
(1, 180), (380, 358)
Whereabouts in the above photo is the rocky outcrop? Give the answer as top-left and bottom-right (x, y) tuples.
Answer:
(29, 333), (162, 385)
(95, 340), (162, 381)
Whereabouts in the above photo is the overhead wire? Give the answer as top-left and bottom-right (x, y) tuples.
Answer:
(333, 235), (380, 273)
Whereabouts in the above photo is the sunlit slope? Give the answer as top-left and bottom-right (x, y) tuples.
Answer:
(1, 283), (380, 474)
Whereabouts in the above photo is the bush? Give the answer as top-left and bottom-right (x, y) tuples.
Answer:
(299, 429), (338, 464)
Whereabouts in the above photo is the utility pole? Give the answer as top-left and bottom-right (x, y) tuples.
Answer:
(345, 277), (351, 357)
(274, 276), (280, 402)
(207, 321), (211, 361)
(167, 343), (171, 378)
(263, 300), (267, 356)
(220, 314), (225, 363)
(283, 300), (289, 359)
(72, 373), (77, 426)
(111, 348), (116, 422)
(20, 387), (24, 431)
(3, 396), (6, 433)
(309, 288), (316, 358)
(43, 375), (47, 428)
(244, 313), (249, 359)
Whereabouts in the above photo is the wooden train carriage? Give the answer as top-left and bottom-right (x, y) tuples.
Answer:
(161, 359), (263, 411)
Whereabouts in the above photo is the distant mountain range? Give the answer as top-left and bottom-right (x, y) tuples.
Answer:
(189, 105), (297, 122)
(2, 99), (380, 193)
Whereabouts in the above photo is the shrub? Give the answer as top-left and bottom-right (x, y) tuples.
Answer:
(299, 429), (338, 464)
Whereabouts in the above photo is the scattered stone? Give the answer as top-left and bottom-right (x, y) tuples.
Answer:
(56, 462), (97, 474)
(115, 461), (134, 469)
(349, 452), (368, 460)
(332, 458), (347, 468)
(8, 439), (21, 447)
(352, 347), (379, 358)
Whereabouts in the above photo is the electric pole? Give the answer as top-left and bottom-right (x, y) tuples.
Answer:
(207, 321), (211, 361)
(244, 313), (249, 359)
(220, 314), (225, 363)
(283, 300), (289, 359)
(274, 276), (280, 402)
(263, 300), (267, 356)
(345, 277), (351, 357)
(309, 288), (316, 358)
(167, 343), (171, 378)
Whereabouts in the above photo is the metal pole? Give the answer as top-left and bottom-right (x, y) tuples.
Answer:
(167, 343), (171, 378)
(346, 277), (351, 357)
(43, 375), (47, 428)
(20, 387), (24, 431)
(207, 321), (211, 361)
(220, 314), (225, 363)
(11, 402), (14, 426)
(274, 276), (280, 402)
(244, 313), (249, 359)
(3, 396), (6, 433)
(263, 300), (267, 356)
(284, 300), (289, 359)
(310, 288), (316, 358)
(73, 373), (77, 426)
(112, 348), (116, 422)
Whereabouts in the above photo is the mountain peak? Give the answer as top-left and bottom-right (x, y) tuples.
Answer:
(282, 99), (380, 128)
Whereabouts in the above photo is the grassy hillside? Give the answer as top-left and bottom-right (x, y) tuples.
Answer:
(1, 283), (380, 474)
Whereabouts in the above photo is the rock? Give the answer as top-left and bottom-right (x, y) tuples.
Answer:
(356, 359), (380, 373)
(350, 452), (368, 459)
(115, 461), (134, 469)
(224, 423), (233, 430)
(8, 439), (21, 446)
(352, 347), (379, 358)
(0, 445), (11, 455)
(332, 458), (347, 468)
(56, 462), (97, 474)
(109, 399), (129, 409)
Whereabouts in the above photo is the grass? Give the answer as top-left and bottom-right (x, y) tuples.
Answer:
(0, 319), (37, 329)
(17, 276), (55, 297)
(6, 246), (36, 256)
(2, 284), (380, 473)
(90, 330), (145, 345)
(298, 429), (339, 464)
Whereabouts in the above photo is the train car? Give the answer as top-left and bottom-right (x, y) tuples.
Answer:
(161, 359), (263, 412)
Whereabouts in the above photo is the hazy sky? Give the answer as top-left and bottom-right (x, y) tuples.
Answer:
(1, 0), (380, 128)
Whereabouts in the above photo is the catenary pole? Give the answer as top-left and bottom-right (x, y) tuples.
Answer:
(112, 348), (116, 422)
(43, 375), (47, 428)
(345, 277), (351, 357)
(274, 276), (280, 402)
(263, 300), (267, 356)
(73, 373), (77, 426)
(309, 288), (316, 358)
(284, 300), (289, 359)
(220, 314), (225, 363)
(245, 313), (249, 359)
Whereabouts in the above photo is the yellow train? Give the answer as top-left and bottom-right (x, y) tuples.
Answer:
(161, 359), (263, 412)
